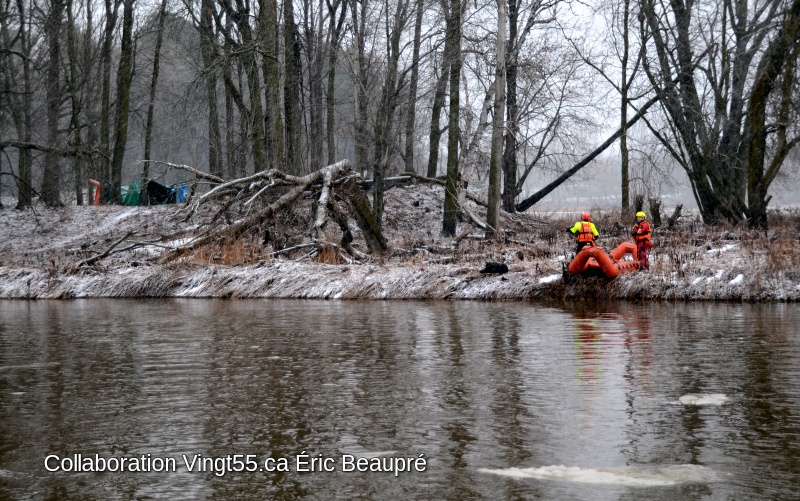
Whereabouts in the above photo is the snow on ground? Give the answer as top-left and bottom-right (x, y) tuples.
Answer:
(1, 188), (799, 301)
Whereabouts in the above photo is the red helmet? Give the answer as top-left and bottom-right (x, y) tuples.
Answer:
(581, 212), (591, 221)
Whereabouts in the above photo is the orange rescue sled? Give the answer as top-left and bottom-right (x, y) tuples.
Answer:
(568, 242), (640, 279)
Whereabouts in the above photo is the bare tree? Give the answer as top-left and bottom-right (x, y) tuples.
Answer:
(100, 0), (120, 185)
(350, 0), (371, 178)
(486, 0), (507, 237)
(40, 0), (66, 206)
(326, 0), (348, 164)
(502, 0), (560, 212)
(1, 0), (35, 208)
(108, 0), (135, 203)
(260, 0), (283, 172)
(198, 0), (222, 179)
(639, 0), (800, 227)
(743, 0), (800, 227)
(65, 0), (84, 204)
(403, 0), (425, 173)
(371, 0), (412, 228)
(301, 0), (326, 170)
(143, 0), (169, 181)
(426, 53), (450, 178)
(442, 0), (464, 236)
(284, 0), (303, 174)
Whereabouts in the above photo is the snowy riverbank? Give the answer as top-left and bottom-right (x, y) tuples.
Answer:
(2, 258), (798, 301)
(1, 186), (799, 302)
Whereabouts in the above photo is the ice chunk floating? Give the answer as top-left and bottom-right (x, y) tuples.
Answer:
(677, 393), (730, 406)
(478, 464), (730, 487)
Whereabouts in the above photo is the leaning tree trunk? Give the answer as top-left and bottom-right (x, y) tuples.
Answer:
(516, 94), (661, 212)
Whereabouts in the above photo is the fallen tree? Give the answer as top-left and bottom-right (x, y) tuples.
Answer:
(146, 159), (388, 263)
(515, 94), (661, 212)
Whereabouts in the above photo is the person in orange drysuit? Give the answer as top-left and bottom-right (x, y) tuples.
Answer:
(568, 212), (599, 254)
(632, 211), (653, 269)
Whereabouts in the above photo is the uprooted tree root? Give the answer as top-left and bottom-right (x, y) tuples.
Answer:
(148, 159), (388, 265)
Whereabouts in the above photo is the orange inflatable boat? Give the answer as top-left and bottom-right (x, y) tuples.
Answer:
(568, 242), (640, 278)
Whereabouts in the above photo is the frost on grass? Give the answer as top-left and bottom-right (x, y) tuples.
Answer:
(1, 189), (799, 301)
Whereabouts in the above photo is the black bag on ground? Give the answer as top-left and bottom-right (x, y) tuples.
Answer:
(480, 262), (509, 274)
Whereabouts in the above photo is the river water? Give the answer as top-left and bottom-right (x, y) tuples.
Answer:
(1, 299), (798, 500)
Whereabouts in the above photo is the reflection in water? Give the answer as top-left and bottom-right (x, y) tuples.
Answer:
(1, 300), (799, 500)
(572, 312), (604, 384)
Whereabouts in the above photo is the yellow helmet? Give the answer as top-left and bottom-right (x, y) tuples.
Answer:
(636, 211), (646, 218)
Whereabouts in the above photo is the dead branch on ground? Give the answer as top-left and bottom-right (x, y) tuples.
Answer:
(78, 231), (135, 267)
(160, 160), (388, 261)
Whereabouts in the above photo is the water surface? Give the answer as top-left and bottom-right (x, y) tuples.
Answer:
(1, 300), (798, 500)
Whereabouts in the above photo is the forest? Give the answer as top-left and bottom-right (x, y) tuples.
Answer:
(1, 0), (799, 237)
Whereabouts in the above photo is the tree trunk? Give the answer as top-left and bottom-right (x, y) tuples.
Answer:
(426, 60), (450, 178)
(66, 0), (84, 205)
(221, 0), (266, 175)
(284, 0), (303, 174)
(403, 0), (424, 173)
(339, 177), (389, 253)
(371, 0), (409, 229)
(13, 0), (33, 208)
(41, 0), (66, 206)
(305, 0), (326, 170)
(83, 0), (99, 201)
(100, 0), (119, 185)
(442, 0), (463, 237)
(225, 76), (235, 179)
(350, 0), (369, 178)
(744, 0), (800, 228)
(259, 0), (282, 171)
(109, 0), (135, 203)
(619, 0), (630, 209)
(199, 0), (222, 179)
(516, 94), (661, 212)
(486, 0), (506, 238)
(326, 0), (347, 164)
(501, 0), (517, 213)
(143, 0), (168, 181)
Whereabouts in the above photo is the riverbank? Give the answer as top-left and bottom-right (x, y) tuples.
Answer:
(1, 185), (799, 301)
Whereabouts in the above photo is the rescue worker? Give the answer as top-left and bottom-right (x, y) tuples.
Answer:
(568, 212), (599, 254)
(632, 211), (652, 269)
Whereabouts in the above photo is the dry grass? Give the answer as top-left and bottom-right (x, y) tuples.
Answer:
(184, 237), (271, 266)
